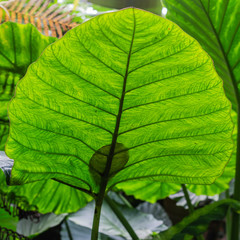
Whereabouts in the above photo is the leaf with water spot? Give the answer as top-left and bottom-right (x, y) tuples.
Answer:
(6, 8), (233, 195)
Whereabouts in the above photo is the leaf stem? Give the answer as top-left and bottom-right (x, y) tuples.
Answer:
(105, 195), (139, 240)
(181, 184), (204, 240)
(91, 8), (136, 240)
(91, 180), (106, 240)
(181, 184), (194, 214)
(65, 219), (73, 240)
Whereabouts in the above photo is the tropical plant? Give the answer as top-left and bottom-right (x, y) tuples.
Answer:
(162, 0), (240, 239)
(0, 0), (239, 240)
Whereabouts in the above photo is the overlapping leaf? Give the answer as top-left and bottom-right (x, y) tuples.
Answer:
(0, 152), (92, 214)
(6, 8), (233, 195)
(160, 0), (240, 197)
(0, 21), (56, 150)
(162, 0), (240, 111)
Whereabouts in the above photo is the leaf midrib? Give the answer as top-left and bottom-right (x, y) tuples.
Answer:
(198, 0), (238, 101)
(103, 9), (136, 178)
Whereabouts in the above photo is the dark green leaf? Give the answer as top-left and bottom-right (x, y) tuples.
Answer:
(156, 199), (240, 240)
(162, 0), (240, 111)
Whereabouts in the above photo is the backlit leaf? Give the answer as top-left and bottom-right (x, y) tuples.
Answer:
(6, 8), (233, 195)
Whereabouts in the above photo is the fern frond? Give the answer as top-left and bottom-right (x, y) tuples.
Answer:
(0, 0), (78, 37)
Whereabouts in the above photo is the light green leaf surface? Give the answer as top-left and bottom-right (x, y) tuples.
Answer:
(0, 152), (92, 214)
(162, 0), (240, 197)
(0, 21), (56, 150)
(116, 181), (181, 203)
(6, 8), (233, 194)
(162, 0), (240, 111)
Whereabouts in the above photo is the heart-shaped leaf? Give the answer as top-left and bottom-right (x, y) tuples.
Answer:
(6, 8), (233, 195)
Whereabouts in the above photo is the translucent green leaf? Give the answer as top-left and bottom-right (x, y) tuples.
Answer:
(6, 8), (233, 194)
(116, 181), (181, 203)
(162, 0), (240, 197)
(0, 152), (92, 214)
(0, 21), (56, 150)
(162, 0), (240, 111)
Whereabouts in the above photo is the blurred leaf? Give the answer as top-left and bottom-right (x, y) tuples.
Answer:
(156, 199), (240, 240)
(0, 21), (56, 150)
(67, 199), (167, 239)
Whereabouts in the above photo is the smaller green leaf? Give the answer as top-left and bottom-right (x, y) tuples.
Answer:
(0, 208), (18, 231)
(0, 21), (56, 150)
(156, 199), (240, 240)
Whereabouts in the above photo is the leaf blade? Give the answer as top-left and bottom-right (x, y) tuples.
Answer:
(6, 8), (233, 193)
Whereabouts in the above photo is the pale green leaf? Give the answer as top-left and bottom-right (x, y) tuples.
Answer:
(17, 213), (67, 237)
(6, 8), (233, 194)
(67, 199), (167, 239)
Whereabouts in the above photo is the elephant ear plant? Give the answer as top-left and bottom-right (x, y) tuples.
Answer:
(162, 0), (240, 238)
(5, 8), (233, 239)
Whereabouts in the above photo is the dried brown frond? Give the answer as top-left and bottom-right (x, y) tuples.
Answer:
(0, 0), (78, 38)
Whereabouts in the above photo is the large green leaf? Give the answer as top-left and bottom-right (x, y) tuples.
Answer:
(0, 21), (56, 150)
(0, 152), (92, 214)
(6, 8), (233, 194)
(162, 0), (240, 111)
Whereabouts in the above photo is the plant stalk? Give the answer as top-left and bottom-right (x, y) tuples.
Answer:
(65, 219), (73, 240)
(181, 184), (194, 214)
(105, 195), (139, 240)
(181, 184), (204, 240)
(91, 177), (107, 240)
